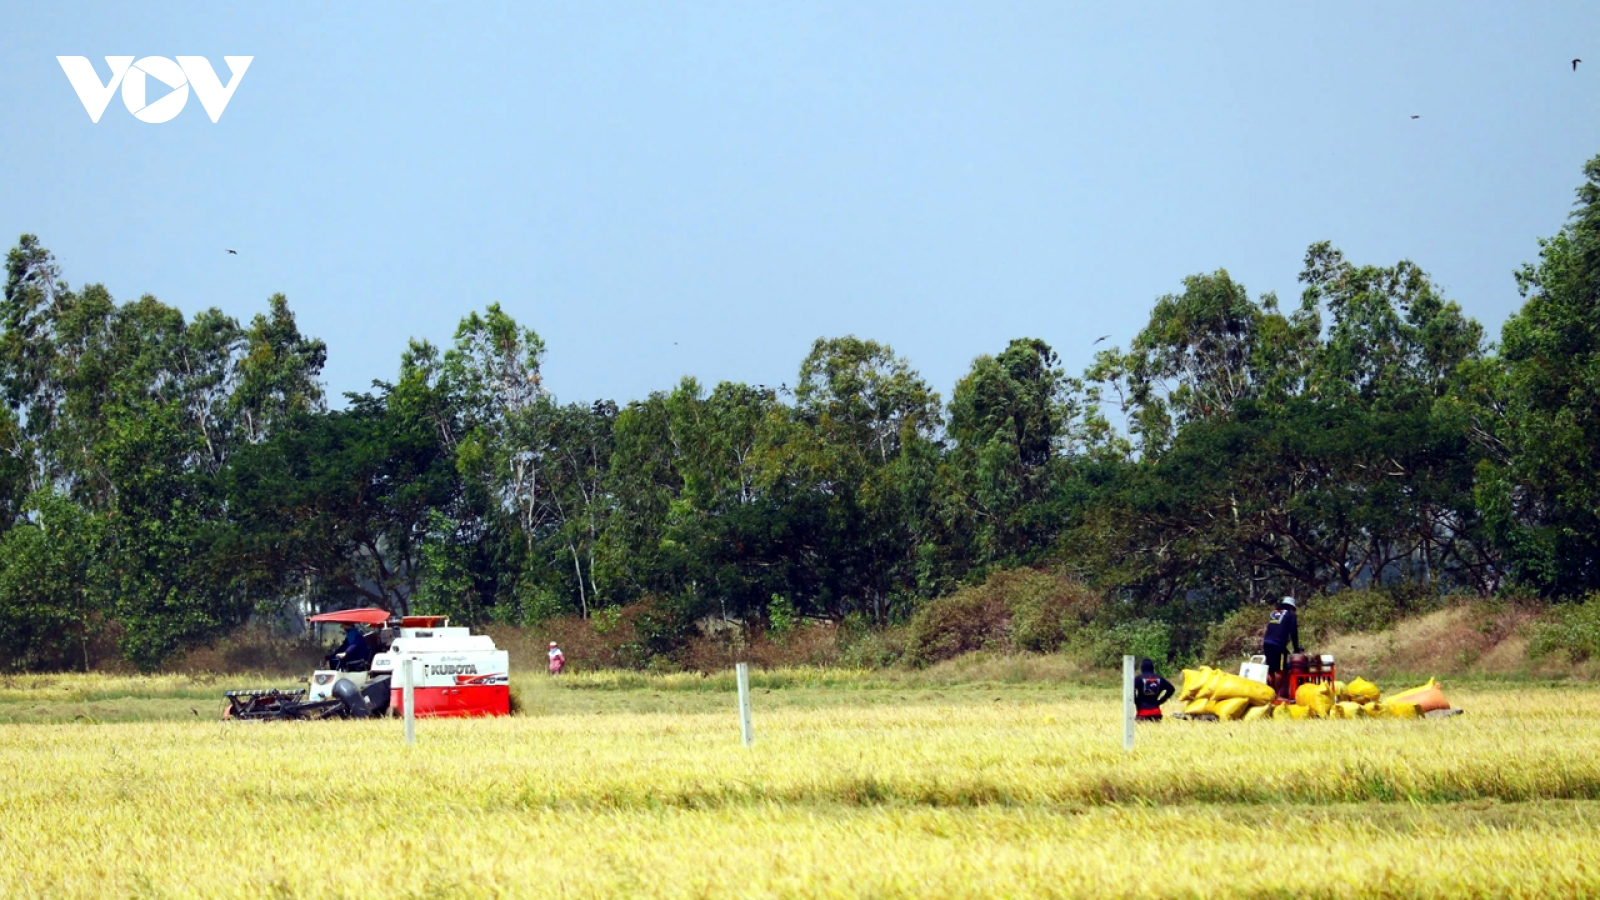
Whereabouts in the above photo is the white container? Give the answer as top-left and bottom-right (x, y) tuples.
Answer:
(1239, 655), (1270, 684)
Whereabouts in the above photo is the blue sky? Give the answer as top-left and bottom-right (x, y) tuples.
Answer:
(2, 3), (1597, 407)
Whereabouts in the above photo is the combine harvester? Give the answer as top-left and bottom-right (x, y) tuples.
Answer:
(224, 609), (511, 720)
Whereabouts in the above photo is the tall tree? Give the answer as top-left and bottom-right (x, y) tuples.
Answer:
(1480, 154), (1600, 595)
(945, 338), (1080, 568)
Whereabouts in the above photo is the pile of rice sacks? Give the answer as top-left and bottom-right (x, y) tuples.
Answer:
(1175, 668), (1452, 721)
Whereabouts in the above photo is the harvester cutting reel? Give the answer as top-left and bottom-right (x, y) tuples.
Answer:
(224, 676), (391, 721)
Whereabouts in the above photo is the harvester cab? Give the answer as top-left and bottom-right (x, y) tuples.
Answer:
(303, 607), (395, 710)
(370, 616), (511, 717)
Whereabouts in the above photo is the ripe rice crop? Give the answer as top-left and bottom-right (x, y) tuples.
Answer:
(0, 675), (1597, 898)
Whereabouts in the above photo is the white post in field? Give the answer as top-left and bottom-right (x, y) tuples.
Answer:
(736, 662), (753, 748)
(1122, 655), (1135, 752)
(402, 657), (417, 745)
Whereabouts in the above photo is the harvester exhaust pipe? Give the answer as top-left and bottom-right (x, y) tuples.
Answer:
(332, 678), (372, 718)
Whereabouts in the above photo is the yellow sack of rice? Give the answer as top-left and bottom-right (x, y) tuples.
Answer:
(1196, 668), (1226, 700)
(1214, 697), (1251, 720)
(1179, 667), (1211, 702)
(1335, 680), (1349, 701)
(1210, 672), (1277, 706)
(1345, 676), (1381, 703)
(1380, 701), (1422, 719)
(1295, 682), (1334, 718)
(1332, 700), (1366, 719)
(1386, 678), (1450, 713)
(1361, 701), (1382, 716)
(1286, 704), (1311, 720)
(1243, 704), (1271, 722)
(1184, 697), (1211, 716)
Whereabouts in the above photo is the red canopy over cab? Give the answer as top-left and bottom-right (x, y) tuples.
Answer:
(307, 608), (392, 626)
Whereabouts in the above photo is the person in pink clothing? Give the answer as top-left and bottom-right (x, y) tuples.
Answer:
(547, 641), (565, 675)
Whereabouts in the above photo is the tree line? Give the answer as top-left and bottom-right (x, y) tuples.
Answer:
(4, 155), (1600, 671)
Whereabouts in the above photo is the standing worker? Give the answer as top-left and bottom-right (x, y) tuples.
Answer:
(1261, 596), (1302, 682)
(1133, 658), (1175, 721)
(547, 641), (565, 675)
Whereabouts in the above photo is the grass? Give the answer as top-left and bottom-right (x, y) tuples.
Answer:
(1, 670), (1598, 897)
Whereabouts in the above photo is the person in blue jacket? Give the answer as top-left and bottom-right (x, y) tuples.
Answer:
(1261, 596), (1302, 678)
(327, 623), (371, 670)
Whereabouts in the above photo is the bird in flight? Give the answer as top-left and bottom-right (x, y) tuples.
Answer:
(1093, 335), (1110, 345)
(1410, 115), (1420, 120)
(226, 249), (237, 255)
(1575, 59), (1583, 72)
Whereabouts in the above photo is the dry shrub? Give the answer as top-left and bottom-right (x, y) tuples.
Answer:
(679, 622), (843, 672)
(489, 596), (710, 674)
(1003, 569), (1105, 651)
(490, 612), (638, 675)
(907, 568), (1102, 666)
(167, 626), (326, 676)
(906, 586), (1010, 665)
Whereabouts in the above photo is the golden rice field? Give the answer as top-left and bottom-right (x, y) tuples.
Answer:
(2, 669), (1598, 898)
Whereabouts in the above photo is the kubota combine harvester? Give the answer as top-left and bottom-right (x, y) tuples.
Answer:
(224, 609), (511, 720)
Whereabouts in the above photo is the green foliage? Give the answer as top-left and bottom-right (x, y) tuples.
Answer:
(0, 238), (329, 669)
(837, 625), (907, 669)
(1200, 605), (1266, 666)
(1298, 589), (1401, 638)
(1527, 596), (1600, 663)
(1085, 619), (1172, 668)
(591, 606), (623, 636)
(1478, 155), (1600, 596)
(944, 338), (1080, 572)
(0, 491), (106, 670)
(500, 579), (567, 626)
(412, 511), (480, 622)
(767, 594), (797, 635)
(5, 155), (1600, 670)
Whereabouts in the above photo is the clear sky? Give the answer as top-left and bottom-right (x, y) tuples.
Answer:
(3, 3), (1597, 407)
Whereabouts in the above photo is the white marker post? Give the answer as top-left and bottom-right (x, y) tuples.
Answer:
(736, 662), (754, 748)
(402, 657), (417, 745)
(1122, 654), (1135, 752)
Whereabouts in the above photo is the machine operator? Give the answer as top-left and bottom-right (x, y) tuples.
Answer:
(1261, 596), (1302, 678)
(327, 622), (371, 671)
